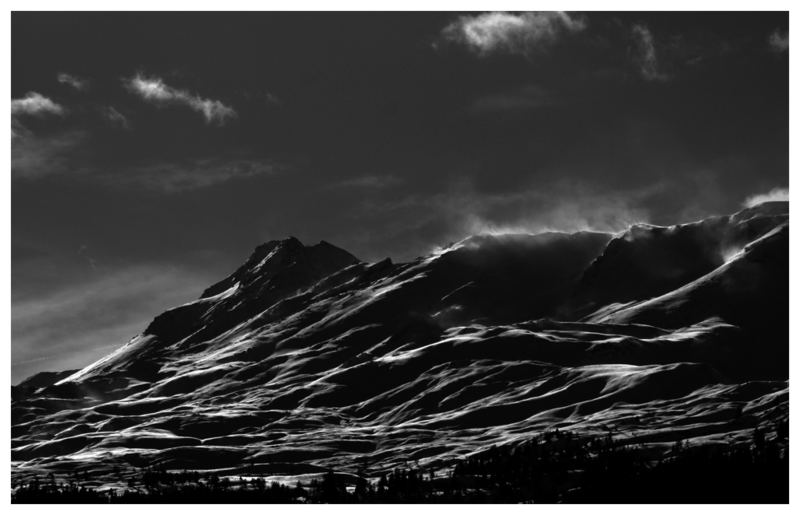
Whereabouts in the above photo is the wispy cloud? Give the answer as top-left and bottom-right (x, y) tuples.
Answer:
(743, 187), (788, 208)
(119, 158), (278, 192)
(337, 175), (401, 189)
(12, 132), (278, 191)
(768, 29), (789, 53)
(102, 106), (130, 129)
(468, 84), (557, 114)
(124, 74), (237, 125)
(439, 11), (586, 57)
(631, 24), (669, 81)
(11, 92), (65, 117)
(11, 130), (86, 178)
(57, 72), (90, 91)
(11, 92), (67, 138)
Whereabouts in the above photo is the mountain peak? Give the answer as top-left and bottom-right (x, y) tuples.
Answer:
(200, 237), (358, 300)
(250, 236), (303, 258)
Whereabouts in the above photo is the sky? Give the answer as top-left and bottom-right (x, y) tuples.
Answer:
(11, 11), (788, 382)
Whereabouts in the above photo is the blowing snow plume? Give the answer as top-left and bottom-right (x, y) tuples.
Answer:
(744, 187), (789, 208)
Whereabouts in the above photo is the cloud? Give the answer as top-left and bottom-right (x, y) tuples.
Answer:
(11, 115), (277, 190)
(439, 11), (586, 57)
(468, 84), (557, 114)
(768, 29), (789, 53)
(124, 74), (237, 125)
(102, 106), (130, 129)
(743, 187), (788, 208)
(631, 24), (669, 81)
(337, 175), (401, 189)
(12, 133), (278, 191)
(265, 91), (282, 106)
(57, 72), (89, 91)
(12, 130), (86, 178)
(11, 92), (65, 117)
(11, 92), (67, 139)
(114, 157), (279, 192)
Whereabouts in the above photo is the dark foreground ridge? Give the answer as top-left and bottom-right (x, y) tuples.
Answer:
(11, 202), (789, 503)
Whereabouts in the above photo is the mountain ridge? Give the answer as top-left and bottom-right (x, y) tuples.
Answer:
(11, 201), (789, 490)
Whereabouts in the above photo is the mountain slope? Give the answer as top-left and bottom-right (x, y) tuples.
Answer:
(11, 202), (788, 489)
(570, 201), (788, 316)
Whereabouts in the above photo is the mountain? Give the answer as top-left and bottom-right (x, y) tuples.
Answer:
(11, 202), (788, 493)
(570, 201), (788, 316)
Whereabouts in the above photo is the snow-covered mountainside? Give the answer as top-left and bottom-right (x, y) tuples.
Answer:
(11, 202), (788, 487)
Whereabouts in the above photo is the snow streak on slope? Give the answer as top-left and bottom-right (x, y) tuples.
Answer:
(11, 203), (789, 485)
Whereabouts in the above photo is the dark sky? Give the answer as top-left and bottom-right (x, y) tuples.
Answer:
(11, 11), (788, 382)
